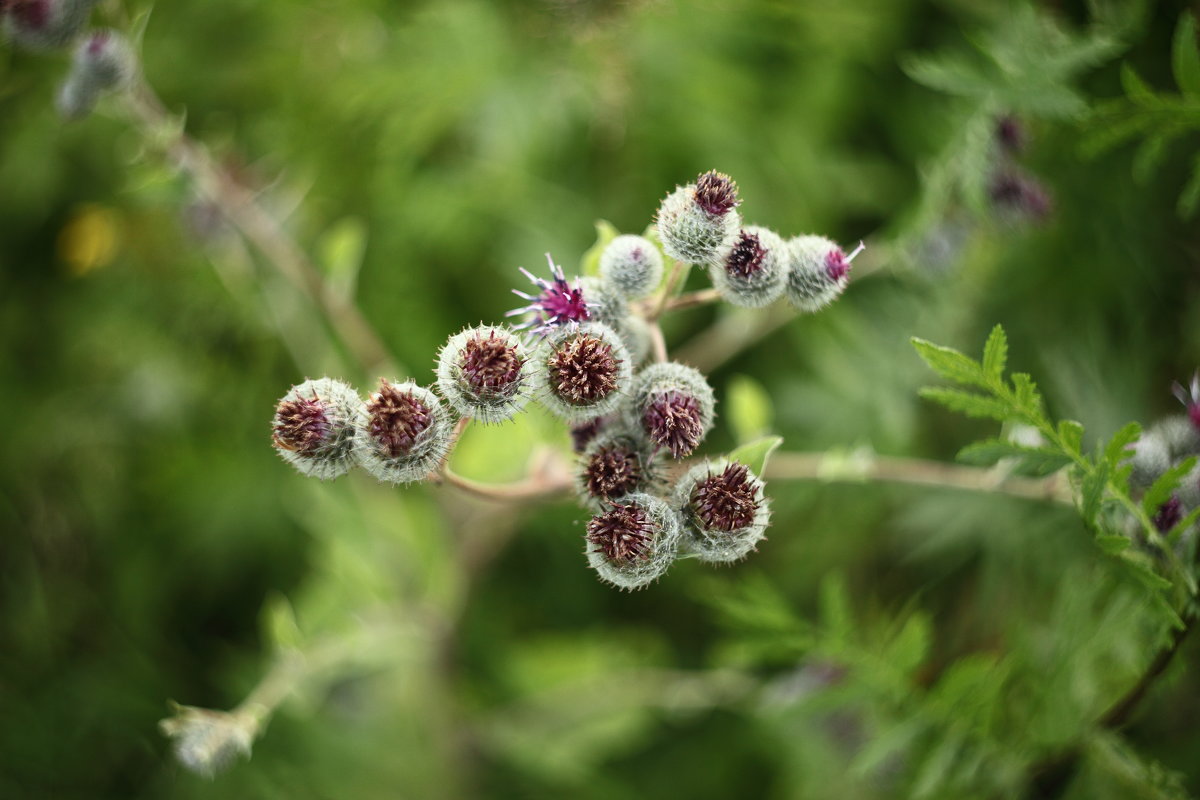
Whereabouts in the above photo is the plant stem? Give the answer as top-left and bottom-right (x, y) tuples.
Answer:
(648, 321), (669, 363)
(122, 80), (400, 379)
(649, 259), (688, 321)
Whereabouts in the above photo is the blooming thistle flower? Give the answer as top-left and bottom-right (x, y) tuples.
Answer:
(271, 377), (362, 480)
(436, 325), (529, 424)
(626, 362), (715, 459)
(585, 492), (682, 590)
(506, 253), (592, 335)
(674, 460), (770, 564)
(785, 236), (864, 313)
(709, 226), (787, 308)
(655, 170), (742, 267)
(354, 380), (452, 484)
(2, 0), (94, 51)
(575, 429), (660, 511)
(532, 322), (631, 422)
(599, 234), (664, 299)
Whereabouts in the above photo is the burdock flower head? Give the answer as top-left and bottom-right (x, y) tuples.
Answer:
(507, 253), (592, 335)
(674, 460), (770, 563)
(655, 170), (742, 267)
(532, 321), (632, 422)
(785, 236), (864, 313)
(575, 429), (660, 511)
(710, 226), (788, 308)
(436, 325), (529, 424)
(577, 275), (649, 366)
(271, 377), (362, 480)
(354, 380), (452, 484)
(626, 361), (715, 459)
(2, 0), (94, 51)
(585, 492), (682, 590)
(57, 29), (136, 120)
(599, 234), (664, 299)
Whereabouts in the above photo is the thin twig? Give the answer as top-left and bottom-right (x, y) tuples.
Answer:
(649, 259), (688, 321)
(648, 321), (669, 363)
(122, 80), (399, 378)
(438, 465), (572, 503)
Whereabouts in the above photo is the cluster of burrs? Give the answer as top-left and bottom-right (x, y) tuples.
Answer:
(272, 170), (862, 588)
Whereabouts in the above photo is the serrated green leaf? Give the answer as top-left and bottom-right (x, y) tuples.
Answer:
(918, 388), (1012, 421)
(579, 220), (620, 278)
(981, 325), (1007, 382)
(957, 439), (1072, 476)
(888, 613), (931, 676)
(1143, 456), (1197, 516)
(727, 435), (783, 476)
(1010, 373), (1045, 423)
(1168, 505), (1200, 543)
(911, 338), (985, 386)
(1058, 420), (1084, 454)
(1104, 422), (1142, 466)
(1119, 554), (1173, 592)
(1172, 12), (1200, 96)
(1095, 532), (1132, 554)
(726, 375), (773, 445)
(1080, 461), (1110, 526)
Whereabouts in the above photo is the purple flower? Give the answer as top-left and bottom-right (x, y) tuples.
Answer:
(643, 391), (705, 458)
(506, 253), (591, 335)
(272, 395), (332, 455)
(587, 501), (654, 564)
(1152, 495), (1183, 533)
(690, 462), (761, 532)
(1172, 372), (1200, 431)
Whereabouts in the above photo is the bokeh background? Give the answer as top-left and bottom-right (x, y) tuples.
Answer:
(3, 0), (1199, 797)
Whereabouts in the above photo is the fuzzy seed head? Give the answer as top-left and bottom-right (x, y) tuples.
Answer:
(533, 322), (632, 422)
(785, 235), (859, 313)
(271, 378), (361, 480)
(584, 492), (682, 590)
(710, 225), (787, 308)
(599, 234), (664, 299)
(354, 381), (451, 484)
(655, 172), (742, 267)
(674, 459), (771, 564)
(694, 170), (740, 216)
(626, 362), (715, 459)
(437, 325), (529, 424)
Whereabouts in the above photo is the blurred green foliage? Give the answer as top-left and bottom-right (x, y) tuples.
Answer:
(2, 0), (1200, 798)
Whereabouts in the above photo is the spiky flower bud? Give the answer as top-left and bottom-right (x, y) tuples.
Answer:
(354, 381), (452, 484)
(271, 377), (362, 480)
(655, 170), (741, 267)
(674, 460), (770, 563)
(626, 361), (715, 459)
(576, 276), (650, 365)
(785, 236), (863, 313)
(709, 226), (787, 308)
(599, 234), (664, 299)
(1126, 430), (1171, 490)
(575, 429), (660, 511)
(532, 322), (631, 422)
(585, 492), (682, 590)
(159, 703), (256, 778)
(436, 325), (529, 424)
(56, 29), (136, 120)
(2, 0), (93, 51)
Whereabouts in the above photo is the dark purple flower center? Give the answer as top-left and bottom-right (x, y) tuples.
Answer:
(460, 332), (523, 398)
(587, 502), (653, 563)
(367, 381), (432, 458)
(1152, 495), (1182, 533)
(988, 171), (1052, 221)
(643, 391), (704, 458)
(691, 463), (759, 532)
(273, 396), (331, 454)
(5, 0), (49, 27)
(547, 334), (620, 405)
(583, 443), (644, 501)
(86, 31), (110, 56)
(570, 416), (610, 453)
(694, 170), (739, 216)
(824, 248), (850, 282)
(725, 231), (767, 278)
(995, 115), (1025, 154)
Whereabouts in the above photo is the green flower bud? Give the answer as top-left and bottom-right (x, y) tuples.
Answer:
(531, 322), (632, 422)
(655, 170), (741, 267)
(271, 377), (362, 480)
(626, 361), (716, 459)
(585, 492), (682, 590)
(785, 236), (862, 313)
(436, 325), (529, 424)
(599, 234), (664, 299)
(674, 460), (770, 563)
(709, 226), (787, 308)
(354, 380), (452, 484)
